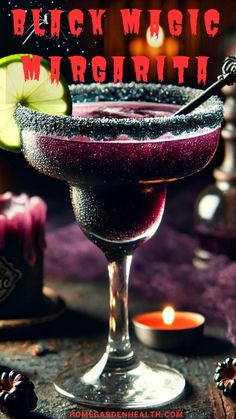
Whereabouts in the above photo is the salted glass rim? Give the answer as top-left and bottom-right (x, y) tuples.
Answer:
(15, 83), (223, 140)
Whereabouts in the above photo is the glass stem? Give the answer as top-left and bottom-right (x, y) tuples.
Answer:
(106, 255), (135, 367)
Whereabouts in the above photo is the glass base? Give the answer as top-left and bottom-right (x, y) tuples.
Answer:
(54, 354), (185, 409)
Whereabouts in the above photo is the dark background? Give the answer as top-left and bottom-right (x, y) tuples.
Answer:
(0, 0), (235, 229)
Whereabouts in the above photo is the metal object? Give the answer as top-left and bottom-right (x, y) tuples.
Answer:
(174, 56), (236, 116)
(194, 81), (236, 266)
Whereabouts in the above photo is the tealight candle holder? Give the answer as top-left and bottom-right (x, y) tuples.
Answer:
(0, 192), (64, 326)
(133, 306), (205, 351)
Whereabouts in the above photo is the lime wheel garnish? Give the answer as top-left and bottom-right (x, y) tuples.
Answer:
(0, 54), (72, 151)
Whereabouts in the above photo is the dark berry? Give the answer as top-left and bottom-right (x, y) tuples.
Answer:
(0, 392), (5, 404)
(8, 371), (18, 385)
(214, 373), (224, 382)
(216, 379), (225, 390)
(30, 394), (38, 410)
(223, 387), (229, 397)
(1, 372), (8, 387)
(214, 357), (236, 399)
(215, 366), (223, 374)
(225, 357), (233, 366)
(0, 370), (38, 416)
(14, 373), (29, 383)
(4, 392), (13, 413)
(14, 381), (28, 391)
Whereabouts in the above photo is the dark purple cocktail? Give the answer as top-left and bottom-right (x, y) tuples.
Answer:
(22, 101), (220, 257)
(15, 84), (223, 408)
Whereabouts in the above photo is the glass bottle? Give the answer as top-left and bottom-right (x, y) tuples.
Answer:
(194, 83), (236, 268)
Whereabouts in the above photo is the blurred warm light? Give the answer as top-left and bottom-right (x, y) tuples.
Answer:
(162, 306), (175, 325)
(146, 26), (165, 49)
(198, 195), (220, 220)
(165, 37), (179, 56)
(129, 37), (146, 55)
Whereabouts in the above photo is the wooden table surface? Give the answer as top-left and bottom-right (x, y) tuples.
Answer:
(0, 279), (235, 419)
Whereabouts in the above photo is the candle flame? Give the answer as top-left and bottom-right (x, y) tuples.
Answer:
(162, 306), (175, 325)
(146, 26), (165, 49)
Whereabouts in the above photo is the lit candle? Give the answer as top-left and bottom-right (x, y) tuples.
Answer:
(146, 26), (165, 49)
(0, 192), (47, 319)
(133, 306), (205, 350)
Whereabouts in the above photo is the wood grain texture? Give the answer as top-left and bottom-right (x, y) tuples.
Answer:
(209, 385), (236, 419)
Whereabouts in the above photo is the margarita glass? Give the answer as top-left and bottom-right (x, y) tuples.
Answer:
(15, 83), (223, 409)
